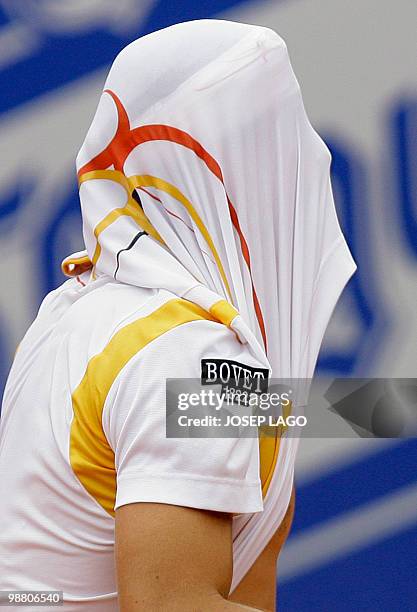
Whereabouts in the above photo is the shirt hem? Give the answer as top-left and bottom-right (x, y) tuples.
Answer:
(115, 474), (264, 514)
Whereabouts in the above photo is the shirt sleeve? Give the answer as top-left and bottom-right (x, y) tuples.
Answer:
(102, 317), (264, 514)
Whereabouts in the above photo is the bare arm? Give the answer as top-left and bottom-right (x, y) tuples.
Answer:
(115, 502), (268, 611)
(229, 486), (295, 612)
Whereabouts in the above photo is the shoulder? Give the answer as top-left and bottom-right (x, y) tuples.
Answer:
(111, 293), (267, 384)
(56, 276), (159, 338)
(46, 277), (265, 381)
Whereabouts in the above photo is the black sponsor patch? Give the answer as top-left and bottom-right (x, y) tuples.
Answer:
(201, 358), (269, 393)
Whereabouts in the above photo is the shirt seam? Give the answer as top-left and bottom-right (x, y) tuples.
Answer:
(300, 236), (354, 368)
(310, 235), (346, 301)
(117, 470), (261, 488)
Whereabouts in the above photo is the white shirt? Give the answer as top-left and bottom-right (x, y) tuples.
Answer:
(0, 272), (270, 610)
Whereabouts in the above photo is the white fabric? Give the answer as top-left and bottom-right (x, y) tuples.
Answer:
(64, 18), (356, 371)
(0, 275), (264, 610)
(62, 19), (355, 587)
(63, 18), (355, 593)
(105, 318), (263, 514)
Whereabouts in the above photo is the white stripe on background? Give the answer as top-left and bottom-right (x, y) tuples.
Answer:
(278, 482), (417, 582)
(295, 437), (399, 485)
(0, 23), (39, 70)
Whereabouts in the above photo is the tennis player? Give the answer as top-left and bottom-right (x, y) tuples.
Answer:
(0, 19), (356, 611)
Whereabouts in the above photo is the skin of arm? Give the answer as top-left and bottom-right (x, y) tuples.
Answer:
(115, 487), (295, 612)
(228, 486), (295, 611)
(116, 502), (266, 611)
